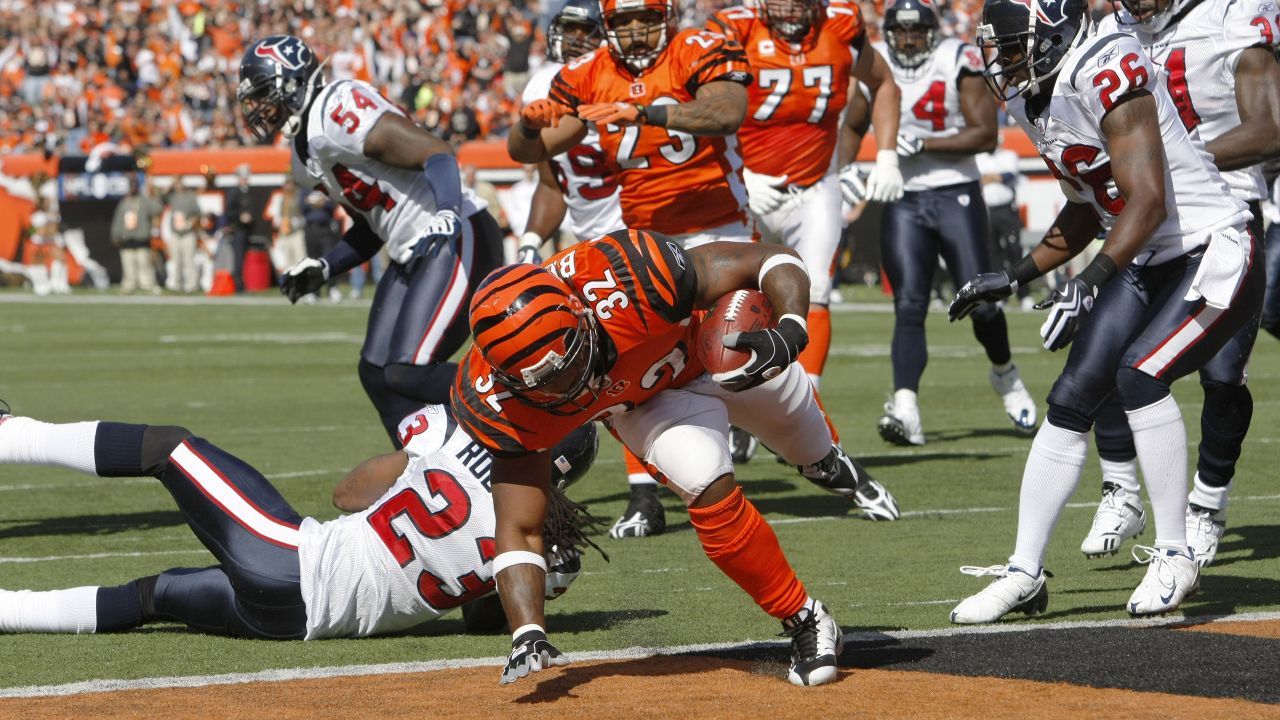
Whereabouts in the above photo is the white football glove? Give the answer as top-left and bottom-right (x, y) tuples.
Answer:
(500, 628), (570, 685)
(742, 168), (791, 216)
(279, 257), (329, 304)
(896, 133), (925, 158)
(865, 149), (905, 203)
(516, 231), (543, 265)
(837, 164), (867, 205)
(408, 209), (461, 270)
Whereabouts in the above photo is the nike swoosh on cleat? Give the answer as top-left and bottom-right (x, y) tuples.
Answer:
(1160, 588), (1175, 605)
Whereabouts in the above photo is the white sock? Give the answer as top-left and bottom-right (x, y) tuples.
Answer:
(1100, 457), (1141, 496)
(628, 475), (658, 487)
(1010, 420), (1088, 575)
(1188, 473), (1231, 516)
(0, 587), (99, 634)
(893, 388), (918, 410)
(0, 417), (100, 475)
(1126, 395), (1189, 552)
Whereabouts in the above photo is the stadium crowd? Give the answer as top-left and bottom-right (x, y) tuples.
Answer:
(0, 0), (1119, 155)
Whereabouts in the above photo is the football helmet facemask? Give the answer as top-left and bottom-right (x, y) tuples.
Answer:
(470, 264), (605, 415)
(550, 0), (607, 63)
(237, 35), (325, 143)
(1111, 0), (1184, 34)
(883, 0), (940, 71)
(760, 0), (826, 48)
(601, 0), (679, 74)
(975, 0), (1089, 101)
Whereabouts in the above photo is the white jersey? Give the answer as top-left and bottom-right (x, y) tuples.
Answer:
(1008, 31), (1248, 266)
(1101, 0), (1280, 202)
(879, 38), (985, 191)
(297, 404), (497, 640)
(522, 63), (624, 241)
(290, 79), (486, 266)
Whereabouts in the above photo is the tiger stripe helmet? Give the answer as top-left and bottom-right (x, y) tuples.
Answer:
(469, 264), (602, 412)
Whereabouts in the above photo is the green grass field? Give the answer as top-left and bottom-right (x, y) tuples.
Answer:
(1, 290), (1277, 690)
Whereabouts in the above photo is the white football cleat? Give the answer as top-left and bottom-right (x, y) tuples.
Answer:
(1080, 482), (1147, 557)
(781, 598), (843, 687)
(989, 366), (1037, 436)
(798, 446), (901, 521)
(1127, 545), (1199, 616)
(1185, 504), (1226, 568)
(950, 564), (1049, 624)
(878, 399), (925, 446)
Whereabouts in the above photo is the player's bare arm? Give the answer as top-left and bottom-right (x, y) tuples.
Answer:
(1023, 201), (1104, 276)
(665, 80), (748, 136)
(491, 452), (555, 632)
(851, 45), (901, 152)
(837, 85), (871, 167)
(362, 112), (455, 169)
(1094, 90), (1169, 269)
(919, 74), (997, 155)
(332, 450), (410, 511)
(1202, 47), (1280, 171)
(688, 242), (810, 320)
(523, 161), (570, 242)
(508, 109), (588, 163)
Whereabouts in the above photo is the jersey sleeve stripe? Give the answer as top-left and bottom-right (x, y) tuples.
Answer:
(549, 72), (581, 109)
(685, 48), (751, 96)
(1067, 33), (1133, 91)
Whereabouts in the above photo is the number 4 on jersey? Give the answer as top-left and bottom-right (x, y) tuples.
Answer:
(912, 81), (947, 131)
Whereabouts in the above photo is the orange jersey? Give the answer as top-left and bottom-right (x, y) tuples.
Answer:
(708, 2), (868, 187)
(451, 229), (707, 456)
(548, 30), (753, 236)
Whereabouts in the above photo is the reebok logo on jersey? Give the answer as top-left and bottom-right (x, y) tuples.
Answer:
(1097, 45), (1119, 68)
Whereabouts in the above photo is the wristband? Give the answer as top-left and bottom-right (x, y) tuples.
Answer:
(778, 313), (808, 333)
(1011, 255), (1041, 287)
(492, 550), (547, 574)
(757, 254), (808, 289)
(643, 104), (668, 127)
(511, 623), (545, 642)
(519, 231), (542, 248)
(1076, 253), (1118, 293)
(518, 122), (541, 140)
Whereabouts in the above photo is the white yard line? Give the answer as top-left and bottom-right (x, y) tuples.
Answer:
(3, 610), (1277, 699)
(0, 550), (209, 564)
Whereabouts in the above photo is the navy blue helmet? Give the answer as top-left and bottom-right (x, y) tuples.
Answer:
(550, 422), (599, 489)
(549, 0), (606, 63)
(976, 0), (1090, 100)
(237, 35), (324, 143)
(883, 0), (941, 70)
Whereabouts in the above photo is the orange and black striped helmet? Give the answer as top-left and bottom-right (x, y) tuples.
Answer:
(469, 264), (602, 412)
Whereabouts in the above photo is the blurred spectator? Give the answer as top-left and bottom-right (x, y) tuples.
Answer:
(110, 175), (162, 293)
(164, 175), (203, 293)
(266, 176), (307, 276)
(26, 197), (70, 296)
(301, 189), (341, 304)
(222, 164), (254, 292)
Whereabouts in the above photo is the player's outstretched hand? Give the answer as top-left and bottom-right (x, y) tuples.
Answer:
(711, 316), (809, 392)
(408, 210), (461, 271)
(1036, 277), (1094, 351)
(949, 271), (1016, 322)
(578, 102), (643, 126)
(743, 168), (791, 216)
(280, 258), (329, 304)
(500, 628), (570, 685)
(521, 99), (574, 130)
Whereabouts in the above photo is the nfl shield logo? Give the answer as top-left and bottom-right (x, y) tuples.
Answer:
(630, 82), (645, 97)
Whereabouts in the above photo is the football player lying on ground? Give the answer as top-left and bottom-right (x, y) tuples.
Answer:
(451, 230), (899, 688)
(946, 0), (1262, 622)
(0, 403), (600, 639)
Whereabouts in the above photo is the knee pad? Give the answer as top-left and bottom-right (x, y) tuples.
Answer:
(1115, 366), (1170, 411)
(894, 300), (928, 328)
(1045, 404), (1093, 434)
(140, 425), (193, 477)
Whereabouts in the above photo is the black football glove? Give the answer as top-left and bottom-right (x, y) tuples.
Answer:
(711, 315), (809, 392)
(1036, 277), (1095, 351)
(499, 627), (570, 685)
(408, 210), (461, 271)
(279, 258), (329, 304)
(949, 271), (1016, 322)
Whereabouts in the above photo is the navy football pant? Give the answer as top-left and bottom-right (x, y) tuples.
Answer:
(96, 429), (308, 639)
(881, 181), (1012, 392)
(1049, 227), (1264, 447)
(361, 210), (504, 445)
(1092, 209), (1264, 491)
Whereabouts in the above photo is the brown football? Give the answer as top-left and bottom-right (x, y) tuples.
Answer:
(696, 289), (774, 375)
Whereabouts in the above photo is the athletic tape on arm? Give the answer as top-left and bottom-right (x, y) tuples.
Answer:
(493, 550), (547, 574)
(757, 254), (808, 289)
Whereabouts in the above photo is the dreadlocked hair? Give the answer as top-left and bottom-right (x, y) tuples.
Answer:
(542, 482), (610, 563)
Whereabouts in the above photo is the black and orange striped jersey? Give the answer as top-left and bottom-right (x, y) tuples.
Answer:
(547, 29), (753, 236)
(708, 1), (867, 187)
(450, 229), (707, 457)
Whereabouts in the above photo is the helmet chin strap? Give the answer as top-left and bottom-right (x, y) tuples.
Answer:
(282, 57), (330, 139)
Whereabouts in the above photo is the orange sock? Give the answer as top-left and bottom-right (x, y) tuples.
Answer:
(624, 446), (659, 483)
(797, 306), (831, 381)
(688, 486), (807, 619)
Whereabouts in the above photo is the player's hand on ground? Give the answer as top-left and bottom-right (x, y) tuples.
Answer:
(865, 150), (905, 203)
(578, 102), (643, 126)
(949, 271), (1016, 322)
(1036, 277), (1094, 351)
(520, 100), (574, 130)
(711, 316), (809, 392)
(743, 168), (791, 216)
(837, 164), (867, 205)
(409, 210), (461, 270)
(500, 628), (570, 685)
(280, 257), (329, 304)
